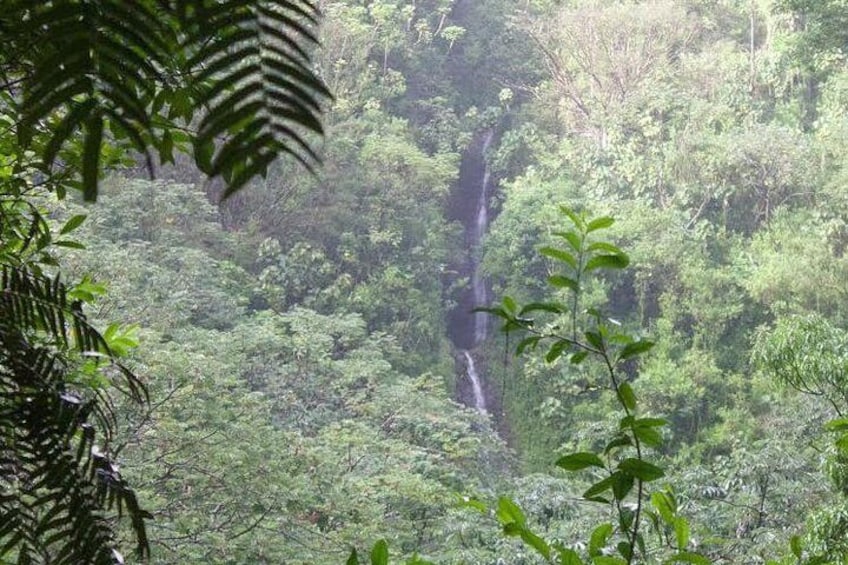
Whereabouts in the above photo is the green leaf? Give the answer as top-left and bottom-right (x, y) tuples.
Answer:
(618, 458), (664, 481)
(520, 302), (566, 315)
(586, 216), (615, 232)
(593, 558), (627, 565)
(619, 340), (655, 360)
(516, 336), (542, 355)
(549, 275), (579, 292)
(557, 452), (605, 471)
(825, 418), (848, 432)
(585, 331), (603, 350)
(674, 517), (690, 549)
(520, 528), (551, 561)
(456, 495), (488, 513)
(589, 523), (613, 556)
(540, 246), (577, 268)
(554, 230), (583, 251)
(584, 475), (615, 500)
(557, 547), (585, 565)
(663, 552), (711, 564)
(546, 340), (570, 363)
(560, 206), (585, 231)
(587, 241), (623, 254)
(59, 214), (87, 235)
(634, 418), (668, 428)
(617, 382), (636, 411)
(347, 549), (359, 565)
(651, 492), (676, 523)
(54, 240), (86, 250)
(370, 539), (388, 565)
(612, 471), (634, 500)
(585, 254), (629, 272)
(496, 497), (526, 527)
(604, 434), (632, 454)
(503, 296), (517, 314)
(570, 350), (589, 364)
(633, 425), (663, 448)
(616, 541), (632, 560)
(159, 129), (175, 164)
(82, 114), (104, 202)
(790, 535), (802, 559)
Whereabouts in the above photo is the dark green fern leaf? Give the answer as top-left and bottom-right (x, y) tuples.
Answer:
(0, 265), (150, 563)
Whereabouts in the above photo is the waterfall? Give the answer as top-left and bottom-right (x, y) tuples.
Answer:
(471, 130), (494, 345)
(463, 351), (487, 413)
(449, 129), (495, 414)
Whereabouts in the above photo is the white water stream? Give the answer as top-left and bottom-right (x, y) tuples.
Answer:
(463, 351), (487, 414)
(461, 130), (495, 414)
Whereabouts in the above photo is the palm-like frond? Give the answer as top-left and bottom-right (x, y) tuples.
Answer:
(0, 265), (150, 563)
(183, 0), (330, 198)
(5, 0), (329, 202)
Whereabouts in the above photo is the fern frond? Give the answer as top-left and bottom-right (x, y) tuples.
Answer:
(181, 0), (330, 198)
(0, 265), (150, 563)
(12, 0), (174, 201)
(6, 0), (329, 202)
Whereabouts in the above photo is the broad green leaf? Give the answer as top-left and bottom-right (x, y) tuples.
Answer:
(570, 350), (589, 364)
(586, 216), (615, 232)
(593, 557), (627, 565)
(634, 418), (668, 428)
(619, 340), (654, 360)
(617, 382), (636, 411)
(560, 206), (585, 230)
(633, 425), (663, 448)
(540, 246), (577, 268)
(54, 240), (86, 250)
(496, 497), (526, 527)
(584, 475), (615, 500)
(674, 517), (690, 549)
(589, 523), (613, 556)
(520, 302), (566, 315)
(587, 241), (623, 254)
(604, 434), (632, 454)
(585, 253), (629, 272)
(456, 495), (487, 513)
(585, 331), (603, 350)
(503, 296), (517, 314)
(616, 541), (632, 560)
(59, 214), (87, 235)
(520, 528), (551, 561)
(790, 535), (802, 559)
(370, 539), (388, 565)
(618, 458), (664, 481)
(554, 230), (582, 251)
(557, 547), (585, 565)
(825, 418), (848, 432)
(549, 275), (579, 292)
(612, 471), (634, 500)
(516, 336), (543, 355)
(347, 549), (359, 565)
(651, 491), (676, 523)
(557, 452), (605, 471)
(664, 552), (711, 564)
(546, 340), (569, 363)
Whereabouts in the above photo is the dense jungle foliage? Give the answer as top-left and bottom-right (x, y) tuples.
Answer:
(4, 0), (848, 563)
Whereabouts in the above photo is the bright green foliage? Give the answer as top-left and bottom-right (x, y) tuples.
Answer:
(480, 208), (704, 564)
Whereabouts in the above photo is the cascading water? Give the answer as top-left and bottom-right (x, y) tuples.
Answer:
(449, 129), (495, 414)
(463, 351), (486, 413)
(471, 131), (494, 346)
